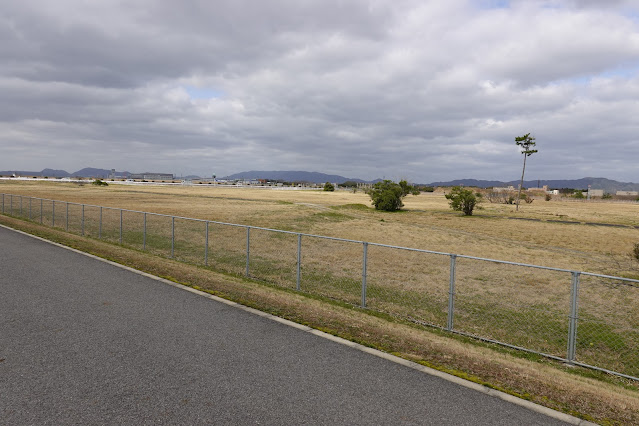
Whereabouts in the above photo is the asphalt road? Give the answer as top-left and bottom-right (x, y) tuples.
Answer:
(0, 225), (573, 425)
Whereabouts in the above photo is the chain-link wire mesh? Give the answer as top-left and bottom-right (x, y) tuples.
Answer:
(119, 210), (145, 249)
(247, 228), (299, 289)
(366, 245), (450, 328)
(97, 207), (121, 244)
(577, 274), (639, 379)
(173, 217), (207, 265)
(66, 203), (84, 234)
(454, 257), (571, 358)
(51, 200), (66, 230)
(300, 236), (362, 306)
(41, 199), (54, 227)
(205, 222), (247, 276)
(142, 213), (173, 257)
(81, 205), (101, 238)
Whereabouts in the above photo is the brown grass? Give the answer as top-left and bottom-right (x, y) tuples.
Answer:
(4, 180), (638, 279)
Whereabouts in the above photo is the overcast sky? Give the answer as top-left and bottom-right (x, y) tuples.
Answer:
(1, 0), (639, 182)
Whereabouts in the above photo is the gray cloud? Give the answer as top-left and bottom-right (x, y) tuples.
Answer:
(1, 0), (638, 182)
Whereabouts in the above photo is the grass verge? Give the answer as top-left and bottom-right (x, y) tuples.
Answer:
(1, 214), (638, 425)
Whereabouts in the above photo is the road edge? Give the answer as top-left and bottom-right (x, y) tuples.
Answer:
(1, 223), (596, 425)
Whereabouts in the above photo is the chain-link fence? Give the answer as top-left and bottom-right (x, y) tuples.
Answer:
(2, 193), (638, 381)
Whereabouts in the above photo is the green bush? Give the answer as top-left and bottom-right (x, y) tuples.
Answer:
(323, 182), (335, 192)
(445, 186), (482, 216)
(573, 190), (585, 199)
(602, 193), (613, 199)
(367, 180), (418, 211)
(92, 179), (109, 186)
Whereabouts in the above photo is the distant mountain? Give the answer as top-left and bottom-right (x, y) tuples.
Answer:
(222, 170), (368, 184)
(72, 167), (129, 178)
(40, 168), (71, 177)
(426, 179), (507, 188)
(0, 168), (71, 177)
(0, 169), (54, 177)
(426, 177), (639, 192)
(0, 168), (130, 178)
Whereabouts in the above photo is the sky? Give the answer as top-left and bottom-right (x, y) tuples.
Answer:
(1, 0), (639, 183)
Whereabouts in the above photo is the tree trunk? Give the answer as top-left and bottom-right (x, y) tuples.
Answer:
(516, 155), (527, 211)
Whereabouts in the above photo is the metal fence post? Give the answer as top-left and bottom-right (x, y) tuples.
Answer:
(99, 207), (102, 238)
(204, 221), (209, 266)
(296, 234), (302, 291)
(81, 204), (85, 235)
(246, 226), (250, 277)
(447, 254), (457, 331)
(120, 209), (123, 244)
(171, 216), (175, 258)
(66, 202), (69, 231)
(567, 271), (581, 363)
(361, 242), (368, 308)
(143, 213), (147, 250)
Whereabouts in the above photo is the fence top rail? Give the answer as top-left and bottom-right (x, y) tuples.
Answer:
(4, 193), (639, 283)
(579, 271), (639, 285)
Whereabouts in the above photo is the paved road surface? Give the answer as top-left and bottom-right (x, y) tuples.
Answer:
(0, 225), (573, 425)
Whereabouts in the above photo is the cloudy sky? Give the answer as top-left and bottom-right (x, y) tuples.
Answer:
(2, 0), (639, 182)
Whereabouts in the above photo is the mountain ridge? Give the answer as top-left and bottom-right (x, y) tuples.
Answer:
(428, 177), (639, 192)
(0, 168), (129, 178)
(222, 170), (368, 184)
(2, 168), (637, 192)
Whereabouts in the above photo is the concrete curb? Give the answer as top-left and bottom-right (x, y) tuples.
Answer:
(1, 223), (597, 425)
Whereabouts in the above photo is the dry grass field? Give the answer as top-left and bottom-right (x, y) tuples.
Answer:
(2, 180), (638, 274)
(2, 179), (639, 424)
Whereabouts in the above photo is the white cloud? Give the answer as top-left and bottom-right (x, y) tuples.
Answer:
(0, 0), (638, 182)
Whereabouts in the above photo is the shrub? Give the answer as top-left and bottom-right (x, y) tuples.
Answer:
(633, 243), (639, 262)
(525, 195), (534, 204)
(445, 186), (482, 216)
(323, 182), (335, 192)
(573, 190), (585, 199)
(92, 179), (109, 186)
(485, 192), (515, 204)
(545, 194), (552, 201)
(602, 193), (613, 199)
(367, 180), (418, 211)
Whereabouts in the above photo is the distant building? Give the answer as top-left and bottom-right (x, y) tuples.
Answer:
(527, 185), (549, 193)
(616, 190), (639, 196)
(589, 189), (604, 197)
(130, 173), (174, 180)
